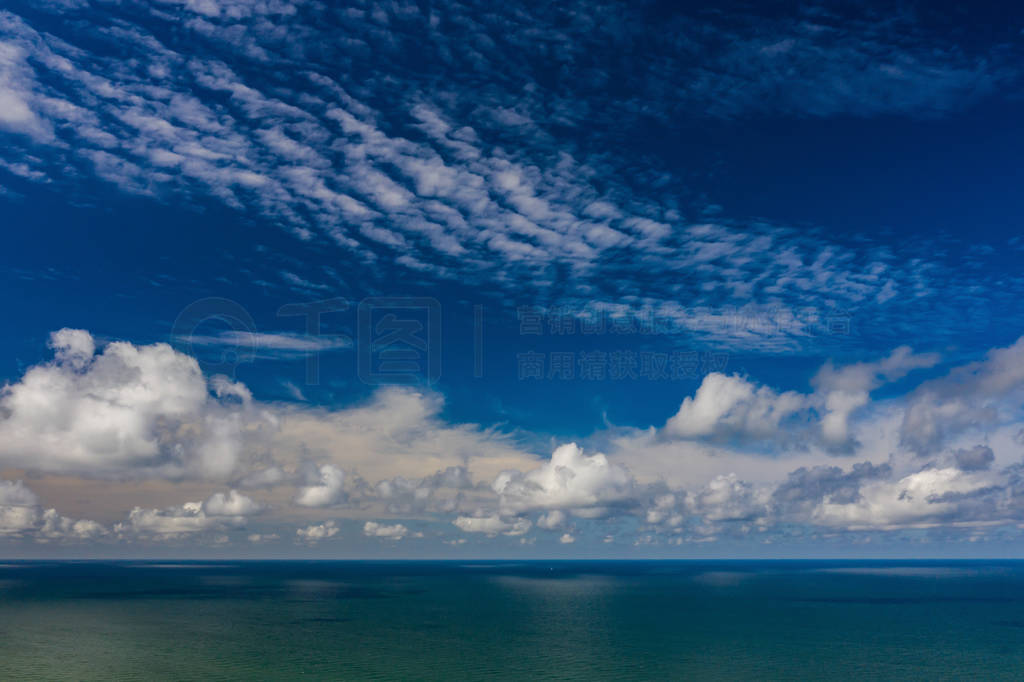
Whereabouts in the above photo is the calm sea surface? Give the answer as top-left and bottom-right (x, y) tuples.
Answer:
(1, 560), (1023, 680)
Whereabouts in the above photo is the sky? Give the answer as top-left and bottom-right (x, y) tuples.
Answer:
(1, 0), (1024, 558)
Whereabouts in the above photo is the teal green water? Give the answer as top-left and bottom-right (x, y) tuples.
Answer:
(1, 561), (1024, 680)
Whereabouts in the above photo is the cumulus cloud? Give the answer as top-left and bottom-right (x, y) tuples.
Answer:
(0, 479), (106, 540)
(0, 329), (535, 523)
(49, 327), (95, 368)
(296, 520), (338, 543)
(901, 336), (1024, 453)
(0, 330), (542, 545)
(7, 327), (1024, 550)
(0, 329), (255, 479)
(661, 347), (938, 450)
(771, 461), (892, 522)
(363, 521), (409, 540)
(118, 489), (259, 538)
(812, 467), (999, 530)
(37, 509), (107, 542)
(294, 464), (346, 507)
(453, 515), (531, 536)
(492, 443), (635, 518)
(119, 502), (213, 537)
(812, 346), (939, 449)
(536, 509), (567, 530)
(202, 489), (262, 516)
(644, 494), (684, 528)
(0, 479), (40, 535)
(664, 372), (805, 441)
(691, 474), (770, 525)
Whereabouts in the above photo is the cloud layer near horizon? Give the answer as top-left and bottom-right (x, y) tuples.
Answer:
(3, 328), (1024, 551)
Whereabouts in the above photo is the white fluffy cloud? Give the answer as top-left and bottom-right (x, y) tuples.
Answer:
(0, 479), (106, 540)
(901, 336), (1024, 453)
(38, 509), (107, 542)
(49, 327), (95, 368)
(492, 443), (635, 518)
(536, 509), (567, 530)
(119, 504), (215, 537)
(0, 330), (540, 543)
(296, 520), (338, 543)
(0, 329), (253, 479)
(812, 345), (939, 448)
(118, 489), (259, 537)
(662, 348), (938, 450)
(691, 474), (770, 524)
(202, 489), (262, 516)
(363, 521), (410, 540)
(812, 467), (997, 530)
(7, 328), (1024, 550)
(0, 329), (535, 519)
(645, 494), (684, 528)
(664, 373), (804, 440)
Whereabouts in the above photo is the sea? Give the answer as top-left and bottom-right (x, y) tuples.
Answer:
(1, 560), (1023, 680)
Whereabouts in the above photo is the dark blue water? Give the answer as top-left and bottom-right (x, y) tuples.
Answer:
(2, 560), (1023, 680)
